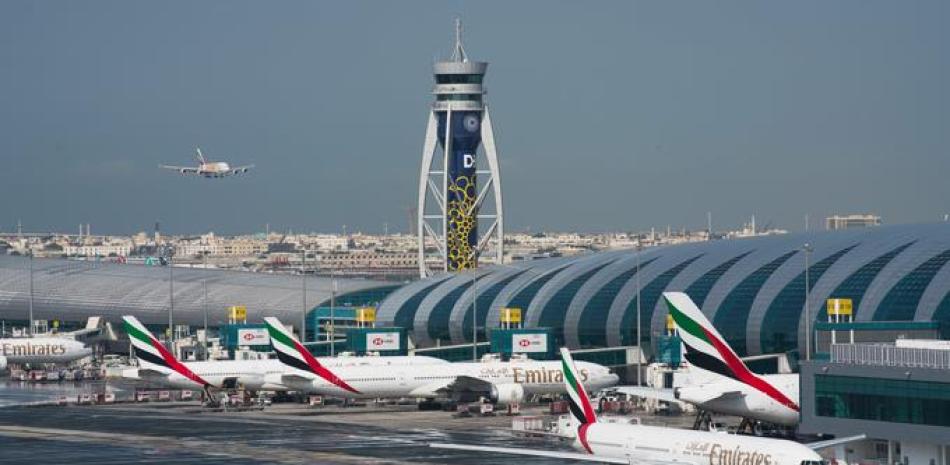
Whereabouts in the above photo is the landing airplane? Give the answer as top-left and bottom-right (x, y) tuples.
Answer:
(0, 337), (92, 370)
(160, 147), (253, 178)
(664, 291), (801, 427)
(264, 317), (619, 405)
(121, 316), (448, 394)
(431, 348), (857, 465)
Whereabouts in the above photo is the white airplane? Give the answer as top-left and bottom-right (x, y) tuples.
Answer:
(431, 348), (857, 465)
(160, 147), (254, 178)
(664, 291), (801, 427)
(264, 317), (619, 405)
(121, 316), (448, 394)
(0, 337), (92, 370)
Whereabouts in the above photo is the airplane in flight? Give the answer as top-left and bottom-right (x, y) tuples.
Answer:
(263, 317), (619, 405)
(0, 336), (92, 370)
(431, 348), (857, 465)
(664, 291), (801, 428)
(120, 316), (448, 396)
(160, 147), (254, 178)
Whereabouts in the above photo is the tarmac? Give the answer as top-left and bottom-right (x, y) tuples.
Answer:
(0, 380), (699, 465)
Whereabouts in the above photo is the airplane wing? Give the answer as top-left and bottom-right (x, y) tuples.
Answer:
(431, 443), (632, 464)
(229, 164), (254, 175)
(160, 165), (199, 174)
(409, 375), (493, 399)
(280, 373), (314, 384)
(609, 386), (679, 403)
(805, 434), (867, 451)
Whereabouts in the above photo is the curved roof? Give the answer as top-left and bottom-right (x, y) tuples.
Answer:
(377, 223), (950, 355)
(0, 255), (392, 327)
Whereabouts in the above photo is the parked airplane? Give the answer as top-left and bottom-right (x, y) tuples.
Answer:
(264, 317), (619, 405)
(664, 291), (801, 427)
(431, 348), (849, 465)
(0, 337), (92, 370)
(160, 147), (253, 178)
(121, 316), (448, 394)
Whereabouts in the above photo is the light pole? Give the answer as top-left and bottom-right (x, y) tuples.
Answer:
(803, 243), (813, 361)
(167, 245), (175, 351)
(472, 266), (479, 361)
(28, 250), (34, 337)
(301, 248), (307, 343)
(330, 268), (337, 357)
(202, 251), (209, 360)
(635, 241), (642, 386)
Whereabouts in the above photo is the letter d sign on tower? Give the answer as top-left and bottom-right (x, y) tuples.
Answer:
(418, 19), (504, 277)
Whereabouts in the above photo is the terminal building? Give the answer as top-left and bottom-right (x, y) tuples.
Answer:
(0, 254), (394, 334)
(377, 222), (950, 357)
(800, 341), (950, 465)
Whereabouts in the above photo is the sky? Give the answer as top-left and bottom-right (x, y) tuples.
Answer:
(0, 1), (947, 235)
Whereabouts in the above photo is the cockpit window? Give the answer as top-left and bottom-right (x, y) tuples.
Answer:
(801, 461), (827, 465)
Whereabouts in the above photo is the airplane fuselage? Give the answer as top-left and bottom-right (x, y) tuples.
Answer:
(676, 373), (800, 426)
(198, 162), (231, 177)
(124, 356), (448, 391)
(278, 359), (618, 400)
(579, 421), (822, 465)
(0, 337), (92, 367)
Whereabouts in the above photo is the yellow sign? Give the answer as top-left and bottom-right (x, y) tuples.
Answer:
(355, 307), (376, 323)
(666, 314), (676, 331)
(827, 298), (853, 316)
(500, 307), (522, 324)
(228, 305), (247, 321)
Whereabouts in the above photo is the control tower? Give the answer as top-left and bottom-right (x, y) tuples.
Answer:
(417, 20), (503, 277)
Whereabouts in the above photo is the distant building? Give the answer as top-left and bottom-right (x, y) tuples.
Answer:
(826, 214), (882, 230)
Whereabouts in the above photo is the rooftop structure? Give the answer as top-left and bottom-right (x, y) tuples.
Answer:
(378, 222), (950, 355)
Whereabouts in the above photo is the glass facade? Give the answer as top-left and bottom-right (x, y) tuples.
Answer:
(461, 271), (527, 342)
(427, 281), (474, 342)
(684, 252), (753, 308)
(508, 266), (569, 315)
(760, 245), (858, 354)
(577, 258), (657, 347)
(435, 74), (484, 84)
(875, 249), (950, 321)
(393, 278), (450, 330)
(823, 242), (914, 320)
(815, 375), (950, 427)
(714, 250), (799, 355)
(620, 255), (703, 347)
(537, 263), (614, 344)
(436, 93), (482, 102)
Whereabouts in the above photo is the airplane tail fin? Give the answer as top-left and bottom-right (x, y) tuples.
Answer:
(559, 347), (597, 453)
(662, 292), (799, 411)
(263, 317), (359, 393)
(122, 316), (210, 387)
(195, 147), (206, 164)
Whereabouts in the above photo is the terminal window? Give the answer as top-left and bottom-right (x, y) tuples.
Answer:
(815, 375), (950, 427)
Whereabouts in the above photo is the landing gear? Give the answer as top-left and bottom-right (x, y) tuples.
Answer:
(692, 409), (713, 430)
(202, 386), (220, 408)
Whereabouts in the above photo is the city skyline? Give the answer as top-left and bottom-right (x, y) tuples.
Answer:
(2, 1), (948, 235)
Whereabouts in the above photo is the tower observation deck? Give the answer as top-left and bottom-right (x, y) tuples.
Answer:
(418, 20), (504, 277)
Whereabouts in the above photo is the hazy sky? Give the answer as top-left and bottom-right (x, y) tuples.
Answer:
(1, 1), (947, 235)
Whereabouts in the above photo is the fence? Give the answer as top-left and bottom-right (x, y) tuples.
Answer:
(830, 343), (950, 369)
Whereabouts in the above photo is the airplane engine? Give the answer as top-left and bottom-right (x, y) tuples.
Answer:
(241, 168), (249, 173)
(180, 169), (188, 175)
(0, 355), (7, 371)
(489, 383), (525, 405)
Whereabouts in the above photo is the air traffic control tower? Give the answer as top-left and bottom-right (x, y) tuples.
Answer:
(418, 20), (504, 277)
